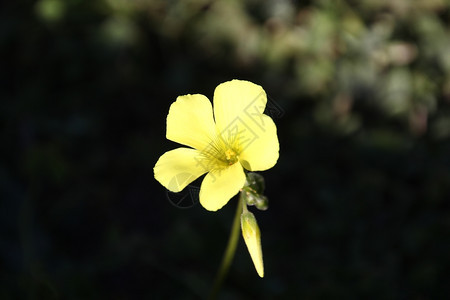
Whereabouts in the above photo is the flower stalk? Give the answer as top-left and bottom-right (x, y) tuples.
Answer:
(209, 196), (243, 299)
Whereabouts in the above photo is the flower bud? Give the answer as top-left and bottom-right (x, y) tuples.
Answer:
(245, 172), (265, 194)
(241, 211), (264, 277)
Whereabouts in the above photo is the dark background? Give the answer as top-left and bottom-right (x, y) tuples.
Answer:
(2, 0), (450, 299)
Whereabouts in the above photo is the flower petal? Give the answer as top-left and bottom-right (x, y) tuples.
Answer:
(167, 94), (216, 151)
(213, 80), (267, 133)
(154, 148), (208, 192)
(199, 163), (246, 211)
(238, 114), (279, 171)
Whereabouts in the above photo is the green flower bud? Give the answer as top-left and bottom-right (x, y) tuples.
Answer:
(254, 195), (268, 211)
(241, 210), (264, 277)
(241, 188), (269, 210)
(245, 172), (265, 194)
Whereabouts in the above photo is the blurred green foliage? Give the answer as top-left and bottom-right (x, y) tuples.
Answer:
(68, 0), (450, 137)
(1, 0), (450, 299)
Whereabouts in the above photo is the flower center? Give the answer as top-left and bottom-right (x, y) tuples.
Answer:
(225, 148), (238, 165)
(197, 134), (241, 170)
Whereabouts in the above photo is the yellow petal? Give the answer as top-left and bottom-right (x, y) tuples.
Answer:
(199, 163), (245, 211)
(241, 210), (264, 277)
(154, 148), (208, 192)
(238, 114), (279, 171)
(167, 94), (216, 151)
(213, 80), (267, 134)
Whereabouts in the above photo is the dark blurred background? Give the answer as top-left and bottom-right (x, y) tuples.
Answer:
(1, 0), (450, 299)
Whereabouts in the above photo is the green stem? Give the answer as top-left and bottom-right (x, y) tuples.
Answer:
(208, 195), (243, 299)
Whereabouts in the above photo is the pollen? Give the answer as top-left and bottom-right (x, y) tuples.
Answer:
(225, 148), (238, 164)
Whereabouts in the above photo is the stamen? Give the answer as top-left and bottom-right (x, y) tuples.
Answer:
(198, 132), (241, 170)
(224, 148), (238, 165)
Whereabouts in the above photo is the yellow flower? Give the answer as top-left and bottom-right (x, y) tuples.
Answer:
(154, 80), (279, 211)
